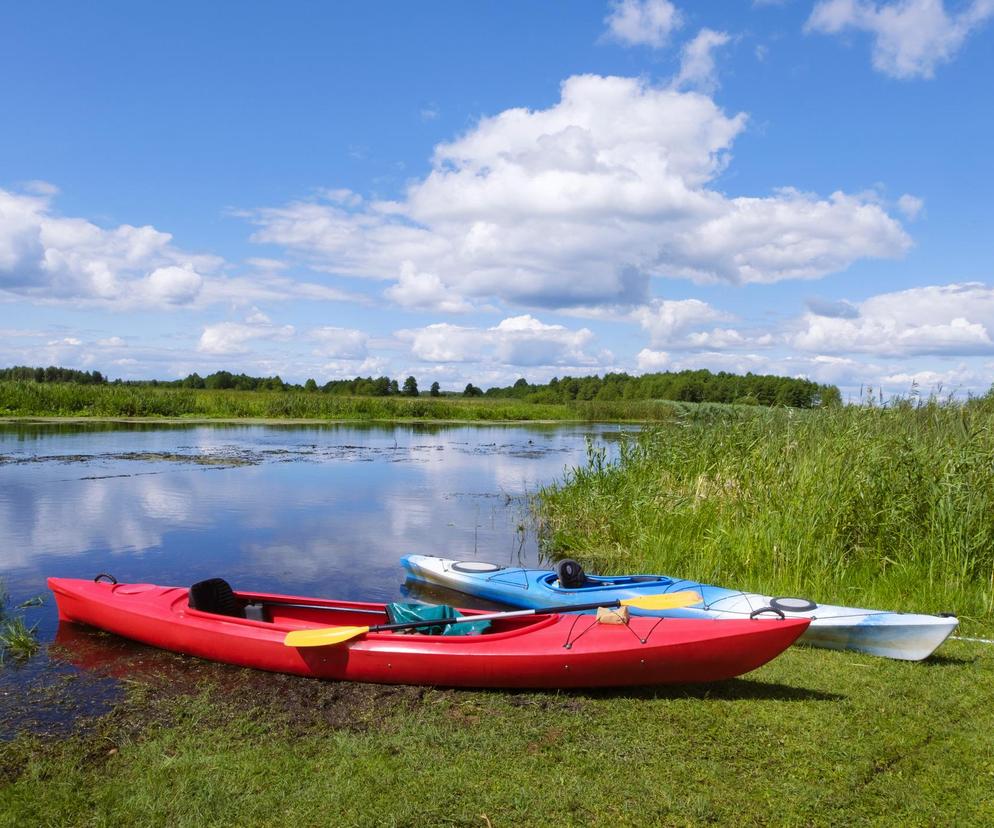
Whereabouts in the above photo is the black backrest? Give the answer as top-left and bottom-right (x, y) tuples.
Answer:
(556, 559), (587, 589)
(188, 578), (245, 618)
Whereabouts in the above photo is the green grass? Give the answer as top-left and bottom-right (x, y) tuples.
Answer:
(0, 617), (39, 665)
(1, 642), (992, 826)
(537, 402), (994, 630)
(0, 381), (760, 423)
(0, 584), (41, 665)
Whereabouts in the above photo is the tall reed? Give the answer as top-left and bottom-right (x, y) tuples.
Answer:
(537, 402), (994, 623)
(0, 381), (697, 422)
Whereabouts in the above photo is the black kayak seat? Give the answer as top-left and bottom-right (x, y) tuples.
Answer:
(557, 562), (667, 589)
(189, 578), (245, 618)
(555, 559), (588, 589)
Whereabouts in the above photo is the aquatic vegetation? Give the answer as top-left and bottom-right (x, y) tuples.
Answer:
(0, 616), (40, 664)
(0, 380), (718, 422)
(537, 400), (994, 626)
(0, 581), (42, 664)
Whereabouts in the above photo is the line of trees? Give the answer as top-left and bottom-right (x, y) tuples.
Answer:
(0, 365), (107, 384)
(483, 370), (841, 408)
(0, 365), (842, 408)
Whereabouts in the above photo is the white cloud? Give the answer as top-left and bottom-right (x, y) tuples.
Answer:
(603, 0), (683, 48)
(633, 299), (729, 346)
(144, 265), (204, 305)
(792, 282), (994, 355)
(403, 323), (490, 363)
(247, 74), (910, 309)
(879, 365), (983, 391)
(400, 315), (599, 368)
(310, 326), (369, 359)
(383, 261), (474, 312)
(684, 328), (776, 349)
(0, 187), (216, 307)
(897, 193), (925, 220)
(806, 0), (994, 79)
(672, 29), (732, 93)
(0, 187), (362, 312)
(198, 317), (295, 355)
(636, 348), (671, 371)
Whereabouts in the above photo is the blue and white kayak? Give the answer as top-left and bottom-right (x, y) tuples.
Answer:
(400, 555), (959, 661)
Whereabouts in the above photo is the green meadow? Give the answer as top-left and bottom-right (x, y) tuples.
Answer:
(1, 641), (992, 826)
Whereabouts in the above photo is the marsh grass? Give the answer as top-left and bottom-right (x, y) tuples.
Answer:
(0, 381), (759, 423)
(0, 583), (42, 665)
(0, 617), (40, 664)
(537, 401), (994, 627)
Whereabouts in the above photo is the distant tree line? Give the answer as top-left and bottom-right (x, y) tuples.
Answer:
(483, 370), (841, 408)
(0, 365), (107, 384)
(0, 365), (841, 407)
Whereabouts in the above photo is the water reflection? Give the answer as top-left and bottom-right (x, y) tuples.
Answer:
(0, 421), (630, 616)
(1, 421), (640, 733)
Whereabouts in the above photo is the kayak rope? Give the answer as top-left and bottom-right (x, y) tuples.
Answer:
(486, 568), (532, 590)
(950, 635), (994, 645)
(561, 614), (666, 648)
(637, 617), (666, 645)
(562, 614), (602, 650)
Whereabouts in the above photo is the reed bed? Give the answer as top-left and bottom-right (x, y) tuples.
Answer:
(0, 381), (713, 422)
(537, 401), (994, 626)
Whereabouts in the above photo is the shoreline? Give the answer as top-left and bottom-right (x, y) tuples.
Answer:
(2, 634), (989, 824)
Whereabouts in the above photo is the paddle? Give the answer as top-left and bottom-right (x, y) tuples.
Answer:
(283, 590), (703, 648)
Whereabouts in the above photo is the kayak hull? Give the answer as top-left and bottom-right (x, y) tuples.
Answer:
(49, 578), (808, 688)
(401, 556), (959, 661)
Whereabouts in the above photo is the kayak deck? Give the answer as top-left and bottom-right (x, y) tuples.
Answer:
(49, 577), (809, 688)
(401, 555), (959, 661)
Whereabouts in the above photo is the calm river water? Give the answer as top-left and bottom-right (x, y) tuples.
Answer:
(0, 421), (630, 734)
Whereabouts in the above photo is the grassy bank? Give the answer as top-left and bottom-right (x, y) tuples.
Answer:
(0, 381), (733, 422)
(538, 401), (994, 628)
(1, 639), (991, 825)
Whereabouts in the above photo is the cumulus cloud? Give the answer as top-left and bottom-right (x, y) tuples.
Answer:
(897, 193), (925, 220)
(310, 326), (369, 359)
(399, 315), (599, 368)
(0, 187), (217, 307)
(806, 0), (994, 79)
(603, 0), (683, 47)
(246, 75), (910, 310)
(198, 316), (295, 355)
(144, 265), (204, 305)
(383, 261), (474, 312)
(633, 299), (729, 346)
(0, 186), (360, 312)
(672, 29), (732, 93)
(792, 282), (994, 355)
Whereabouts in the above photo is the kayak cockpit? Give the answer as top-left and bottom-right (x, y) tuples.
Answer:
(179, 578), (553, 639)
(541, 559), (674, 592)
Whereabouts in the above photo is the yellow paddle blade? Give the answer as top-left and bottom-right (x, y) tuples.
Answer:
(620, 590), (702, 611)
(284, 625), (370, 648)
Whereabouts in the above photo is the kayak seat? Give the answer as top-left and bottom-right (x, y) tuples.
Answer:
(188, 578), (245, 618)
(556, 559), (587, 589)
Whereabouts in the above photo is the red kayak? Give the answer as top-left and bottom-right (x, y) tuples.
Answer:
(49, 577), (808, 688)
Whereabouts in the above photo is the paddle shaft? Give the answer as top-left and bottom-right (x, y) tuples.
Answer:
(362, 598), (633, 635)
(257, 600), (383, 616)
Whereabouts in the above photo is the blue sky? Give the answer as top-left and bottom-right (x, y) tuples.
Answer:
(2, 0), (993, 397)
